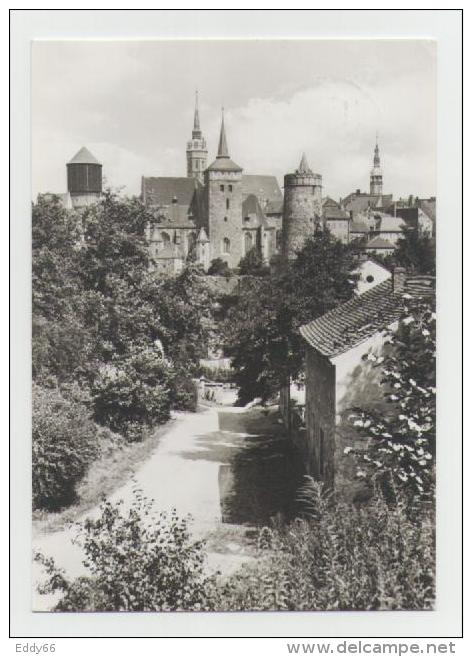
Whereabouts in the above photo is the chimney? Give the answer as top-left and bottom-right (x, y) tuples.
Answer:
(392, 267), (407, 293)
(356, 189), (360, 196)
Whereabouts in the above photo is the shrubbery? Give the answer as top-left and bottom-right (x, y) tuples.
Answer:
(91, 348), (174, 441)
(32, 384), (99, 510)
(221, 481), (435, 611)
(35, 491), (218, 611)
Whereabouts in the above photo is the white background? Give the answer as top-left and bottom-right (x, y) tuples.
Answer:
(6, 3), (467, 653)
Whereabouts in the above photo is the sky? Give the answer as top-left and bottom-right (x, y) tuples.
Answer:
(32, 39), (436, 200)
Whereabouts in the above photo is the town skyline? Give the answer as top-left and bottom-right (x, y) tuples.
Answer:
(32, 39), (436, 201)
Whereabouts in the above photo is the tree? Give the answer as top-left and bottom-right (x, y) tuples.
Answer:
(392, 226), (436, 275)
(238, 247), (269, 276)
(348, 295), (436, 499)
(222, 230), (357, 403)
(208, 257), (231, 277)
(35, 492), (218, 611)
(33, 384), (99, 510)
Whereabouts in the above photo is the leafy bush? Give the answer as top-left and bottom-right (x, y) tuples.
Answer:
(348, 295), (436, 499)
(221, 481), (435, 611)
(91, 347), (173, 441)
(35, 491), (218, 611)
(207, 257), (232, 277)
(238, 247), (269, 276)
(32, 384), (99, 511)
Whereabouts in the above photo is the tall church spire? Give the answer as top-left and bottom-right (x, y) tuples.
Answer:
(192, 90), (202, 138)
(217, 108), (229, 158)
(186, 90), (207, 184)
(373, 134), (380, 168)
(370, 134), (383, 196)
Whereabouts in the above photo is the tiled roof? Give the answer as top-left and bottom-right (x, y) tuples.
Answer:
(365, 236), (395, 249)
(242, 175), (283, 205)
(142, 177), (200, 207)
(342, 193), (393, 215)
(155, 204), (196, 227)
(299, 280), (403, 357)
(68, 147), (101, 165)
(378, 215), (405, 232)
(350, 220), (370, 233)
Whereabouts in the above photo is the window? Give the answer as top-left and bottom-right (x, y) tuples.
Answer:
(224, 216), (228, 222)
(229, 184), (233, 192)
(220, 184), (224, 192)
(222, 238), (231, 254)
(161, 231), (171, 244)
(366, 274), (374, 283)
(276, 229), (283, 251)
(244, 231), (253, 252)
(226, 198), (230, 210)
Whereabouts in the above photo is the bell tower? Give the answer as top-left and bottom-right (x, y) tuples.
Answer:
(370, 136), (383, 196)
(186, 90), (208, 184)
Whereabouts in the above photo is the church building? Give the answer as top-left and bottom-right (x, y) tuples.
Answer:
(141, 93), (283, 272)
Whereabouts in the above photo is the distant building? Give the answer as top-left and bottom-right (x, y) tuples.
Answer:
(66, 147), (103, 209)
(342, 140), (393, 215)
(142, 97), (284, 271)
(281, 153), (322, 259)
(351, 256), (391, 295)
(322, 197), (350, 244)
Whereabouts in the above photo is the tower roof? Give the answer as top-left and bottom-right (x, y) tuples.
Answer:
(217, 109), (229, 158)
(68, 146), (101, 165)
(207, 109), (242, 172)
(296, 152), (313, 175)
(192, 90), (202, 139)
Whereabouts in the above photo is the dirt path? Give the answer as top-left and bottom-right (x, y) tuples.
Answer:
(32, 407), (257, 610)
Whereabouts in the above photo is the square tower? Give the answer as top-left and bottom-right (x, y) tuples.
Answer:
(204, 112), (243, 269)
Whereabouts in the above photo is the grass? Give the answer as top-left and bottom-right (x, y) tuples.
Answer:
(32, 417), (177, 536)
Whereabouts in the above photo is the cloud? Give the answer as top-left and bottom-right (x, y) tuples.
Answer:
(32, 40), (436, 200)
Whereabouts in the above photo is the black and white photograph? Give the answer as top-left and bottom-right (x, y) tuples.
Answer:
(29, 36), (439, 614)
(8, 9), (463, 642)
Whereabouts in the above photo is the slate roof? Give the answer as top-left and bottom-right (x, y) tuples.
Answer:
(242, 194), (269, 228)
(350, 220), (370, 233)
(242, 175), (283, 206)
(207, 157), (243, 172)
(142, 177), (201, 207)
(342, 193), (393, 215)
(68, 147), (101, 165)
(365, 236), (395, 249)
(299, 279), (403, 357)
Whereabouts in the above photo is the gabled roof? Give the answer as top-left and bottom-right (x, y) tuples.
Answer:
(242, 175), (283, 205)
(299, 279), (403, 357)
(68, 147), (101, 165)
(142, 177), (200, 208)
(378, 215), (405, 232)
(342, 193), (393, 215)
(365, 236), (395, 249)
(350, 220), (370, 233)
(242, 194), (268, 228)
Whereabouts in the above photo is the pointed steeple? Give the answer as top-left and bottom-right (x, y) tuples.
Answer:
(373, 134), (380, 168)
(192, 90), (202, 139)
(296, 152), (313, 175)
(217, 108), (229, 158)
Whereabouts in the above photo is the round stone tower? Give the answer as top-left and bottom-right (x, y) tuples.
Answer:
(282, 153), (322, 259)
(67, 146), (102, 209)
